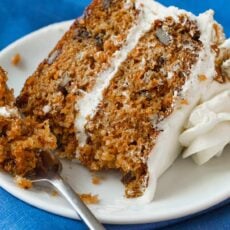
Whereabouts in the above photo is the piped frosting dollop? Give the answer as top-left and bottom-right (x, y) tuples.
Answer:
(180, 90), (230, 165)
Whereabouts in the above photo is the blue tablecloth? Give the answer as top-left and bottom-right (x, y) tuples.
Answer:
(0, 0), (229, 229)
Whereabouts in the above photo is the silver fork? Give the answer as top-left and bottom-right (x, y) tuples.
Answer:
(27, 150), (105, 230)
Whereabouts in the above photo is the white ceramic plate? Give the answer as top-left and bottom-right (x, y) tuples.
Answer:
(0, 21), (229, 225)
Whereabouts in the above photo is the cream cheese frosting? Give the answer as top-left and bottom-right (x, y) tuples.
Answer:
(180, 90), (230, 165)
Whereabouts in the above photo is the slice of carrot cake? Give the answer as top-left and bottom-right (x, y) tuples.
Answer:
(0, 67), (56, 177)
(16, 0), (230, 202)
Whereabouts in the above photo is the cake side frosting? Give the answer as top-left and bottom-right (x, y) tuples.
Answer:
(139, 10), (230, 203)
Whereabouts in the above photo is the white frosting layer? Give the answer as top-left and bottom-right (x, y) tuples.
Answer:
(0, 107), (18, 117)
(180, 90), (230, 165)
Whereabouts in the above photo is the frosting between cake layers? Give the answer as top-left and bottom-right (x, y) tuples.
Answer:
(74, 0), (176, 148)
(179, 90), (230, 165)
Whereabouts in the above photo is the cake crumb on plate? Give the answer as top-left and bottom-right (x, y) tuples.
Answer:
(15, 176), (32, 189)
(91, 175), (102, 185)
(79, 193), (100, 204)
(11, 53), (21, 66)
(51, 190), (59, 197)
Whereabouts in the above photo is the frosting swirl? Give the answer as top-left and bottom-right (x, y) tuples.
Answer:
(179, 90), (230, 165)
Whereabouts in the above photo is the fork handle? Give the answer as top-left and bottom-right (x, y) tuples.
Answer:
(50, 175), (105, 230)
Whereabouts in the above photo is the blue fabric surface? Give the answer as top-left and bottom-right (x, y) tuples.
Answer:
(0, 0), (230, 229)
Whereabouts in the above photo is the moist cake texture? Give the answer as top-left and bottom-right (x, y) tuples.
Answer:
(16, 0), (230, 201)
(0, 67), (56, 177)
